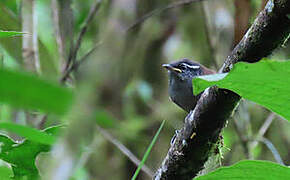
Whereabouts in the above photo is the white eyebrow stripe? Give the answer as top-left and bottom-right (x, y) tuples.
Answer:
(181, 63), (200, 69)
(188, 65), (200, 69)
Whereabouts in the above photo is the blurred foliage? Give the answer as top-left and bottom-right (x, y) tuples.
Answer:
(0, 122), (58, 145)
(0, 68), (73, 115)
(0, 0), (289, 179)
(0, 125), (62, 179)
(0, 31), (24, 38)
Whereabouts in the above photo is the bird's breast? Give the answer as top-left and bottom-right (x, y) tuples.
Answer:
(168, 79), (197, 112)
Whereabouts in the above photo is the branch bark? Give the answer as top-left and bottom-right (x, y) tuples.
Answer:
(154, 0), (290, 179)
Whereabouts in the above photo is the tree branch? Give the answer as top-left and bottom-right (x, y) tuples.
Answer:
(154, 1), (290, 179)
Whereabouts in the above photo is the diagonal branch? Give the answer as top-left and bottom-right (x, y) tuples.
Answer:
(61, 41), (102, 83)
(256, 137), (284, 165)
(96, 126), (154, 178)
(65, 0), (102, 73)
(154, 1), (290, 179)
(250, 112), (275, 149)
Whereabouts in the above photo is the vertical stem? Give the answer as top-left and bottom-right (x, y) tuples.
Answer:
(32, 1), (40, 74)
(22, 0), (40, 126)
(22, 0), (40, 73)
(51, 0), (66, 73)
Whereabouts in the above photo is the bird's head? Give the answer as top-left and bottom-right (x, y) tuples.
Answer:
(162, 58), (213, 81)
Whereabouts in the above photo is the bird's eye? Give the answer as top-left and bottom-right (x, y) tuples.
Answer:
(179, 63), (188, 69)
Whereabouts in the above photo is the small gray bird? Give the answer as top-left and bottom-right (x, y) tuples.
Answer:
(163, 58), (215, 112)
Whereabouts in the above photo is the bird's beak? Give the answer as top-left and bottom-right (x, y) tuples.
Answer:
(162, 64), (182, 73)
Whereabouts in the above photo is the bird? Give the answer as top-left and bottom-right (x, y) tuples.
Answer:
(162, 58), (215, 112)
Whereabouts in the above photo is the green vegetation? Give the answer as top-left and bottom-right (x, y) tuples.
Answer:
(196, 160), (290, 180)
(0, 0), (289, 179)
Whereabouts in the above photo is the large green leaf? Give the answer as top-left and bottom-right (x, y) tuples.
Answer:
(0, 68), (73, 115)
(0, 123), (56, 145)
(0, 30), (24, 38)
(193, 60), (290, 120)
(0, 166), (13, 180)
(0, 125), (63, 179)
(196, 160), (290, 180)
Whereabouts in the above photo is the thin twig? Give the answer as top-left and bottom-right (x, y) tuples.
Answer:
(96, 126), (154, 178)
(65, 0), (102, 72)
(256, 137), (284, 165)
(250, 112), (275, 149)
(126, 0), (204, 31)
(200, 2), (219, 70)
(61, 41), (102, 83)
(51, 0), (66, 72)
(258, 113), (275, 137)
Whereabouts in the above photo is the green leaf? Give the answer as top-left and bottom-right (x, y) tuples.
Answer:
(0, 125), (63, 179)
(193, 60), (290, 120)
(196, 160), (290, 180)
(132, 120), (165, 180)
(0, 166), (13, 180)
(0, 68), (73, 115)
(0, 30), (24, 38)
(0, 123), (56, 145)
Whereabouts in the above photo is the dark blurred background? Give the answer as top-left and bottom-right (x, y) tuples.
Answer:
(0, 0), (289, 179)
